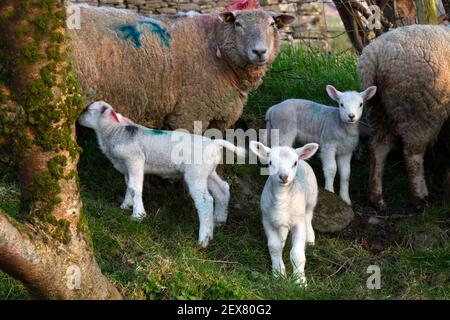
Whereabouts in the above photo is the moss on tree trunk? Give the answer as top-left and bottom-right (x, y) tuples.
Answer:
(0, 0), (121, 299)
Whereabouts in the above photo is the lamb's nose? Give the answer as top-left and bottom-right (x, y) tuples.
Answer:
(348, 114), (355, 120)
(279, 175), (288, 183)
(252, 48), (267, 58)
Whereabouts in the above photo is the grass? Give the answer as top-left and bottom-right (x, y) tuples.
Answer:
(0, 46), (449, 300)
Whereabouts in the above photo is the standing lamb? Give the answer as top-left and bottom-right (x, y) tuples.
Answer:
(69, 1), (295, 132)
(265, 85), (377, 205)
(78, 101), (246, 248)
(358, 25), (450, 211)
(249, 141), (319, 286)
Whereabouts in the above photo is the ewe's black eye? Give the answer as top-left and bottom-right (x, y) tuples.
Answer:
(360, 103), (363, 107)
(339, 103), (343, 108)
(269, 160), (272, 166)
(293, 161), (297, 167)
(235, 22), (241, 27)
(270, 21), (275, 27)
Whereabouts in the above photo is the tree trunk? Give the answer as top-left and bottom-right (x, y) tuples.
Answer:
(0, 0), (121, 299)
(416, 0), (438, 24)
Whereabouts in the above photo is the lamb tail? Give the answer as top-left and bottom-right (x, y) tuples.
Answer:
(213, 139), (246, 159)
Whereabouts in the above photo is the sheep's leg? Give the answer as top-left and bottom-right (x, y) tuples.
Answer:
(290, 223), (307, 287)
(321, 148), (337, 193)
(186, 179), (215, 248)
(263, 220), (287, 277)
(337, 153), (352, 205)
(120, 173), (133, 210)
(126, 161), (147, 221)
(368, 133), (396, 211)
(305, 207), (315, 245)
(403, 149), (430, 209)
(207, 171), (230, 226)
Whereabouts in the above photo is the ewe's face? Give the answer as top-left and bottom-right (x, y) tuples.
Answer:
(219, 10), (295, 66)
(78, 101), (111, 129)
(326, 85), (377, 124)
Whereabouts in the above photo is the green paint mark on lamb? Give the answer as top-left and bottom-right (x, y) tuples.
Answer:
(146, 129), (169, 136)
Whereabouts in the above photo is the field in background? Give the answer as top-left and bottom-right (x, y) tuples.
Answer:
(1, 46), (449, 300)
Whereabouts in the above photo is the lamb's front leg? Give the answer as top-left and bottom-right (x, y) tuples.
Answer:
(321, 148), (337, 193)
(290, 223), (307, 287)
(305, 207), (315, 245)
(120, 173), (133, 210)
(263, 220), (287, 277)
(337, 153), (352, 205)
(126, 160), (147, 221)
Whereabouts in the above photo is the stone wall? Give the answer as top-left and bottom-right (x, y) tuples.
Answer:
(73, 0), (326, 43)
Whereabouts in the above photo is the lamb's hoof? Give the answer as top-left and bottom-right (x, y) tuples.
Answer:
(198, 235), (212, 248)
(120, 203), (132, 210)
(130, 213), (146, 221)
(306, 240), (315, 246)
(295, 276), (308, 288)
(214, 219), (227, 227)
(411, 197), (432, 212)
(369, 196), (387, 212)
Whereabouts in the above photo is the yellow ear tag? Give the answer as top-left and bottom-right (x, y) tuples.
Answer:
(275, 17), (283, 28)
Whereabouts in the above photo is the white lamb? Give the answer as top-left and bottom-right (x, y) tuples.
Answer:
(265, 85), (377, 205)
(78, 101), (246, 248)
(249, 141), (319, 286)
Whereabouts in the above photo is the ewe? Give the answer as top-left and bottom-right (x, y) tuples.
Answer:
(358, 25), (450, 211)
(70, 2), (295, 132)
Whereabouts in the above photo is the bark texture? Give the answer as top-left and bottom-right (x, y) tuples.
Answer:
(0, 0), (121, 299)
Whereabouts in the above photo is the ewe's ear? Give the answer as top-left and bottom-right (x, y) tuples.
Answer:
(249, 141), (271, 162)
(296, 143), (319, 160)
(326, 85), (341, 103)
(361, 86), (377, 102)
(219, 12), (236, 24)
(272, 14), (295, 28)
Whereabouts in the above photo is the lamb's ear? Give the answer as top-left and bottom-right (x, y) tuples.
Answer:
(219, 11), (236, 24)
(296, 143), (319, 160)
(272, 13), (295, 28)
(361, 86), (377, 102)
(249, 141), (271, 162)
(326, 85), (341, 103)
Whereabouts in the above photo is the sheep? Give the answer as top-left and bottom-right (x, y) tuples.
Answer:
(78, 101), (246, 248)
(249, 141), (319, 286)
(265, 85), (377, 205)
(358, 25), (450, 211)
(69, 1), (295, 132)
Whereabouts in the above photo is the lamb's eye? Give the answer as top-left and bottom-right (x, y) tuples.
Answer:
(293, 161), (297, 167)
(360, 103), (363, 107)
(269, 160), (272, 166)
(340, 103), (343, 107)
(270, 21), (275, 27)
(235, 22), (241, 27)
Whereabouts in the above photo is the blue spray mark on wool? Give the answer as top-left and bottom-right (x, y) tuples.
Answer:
(137, 19), (171, 48)
(118, 24), (143, 48)
(116, 19), (171, 48)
